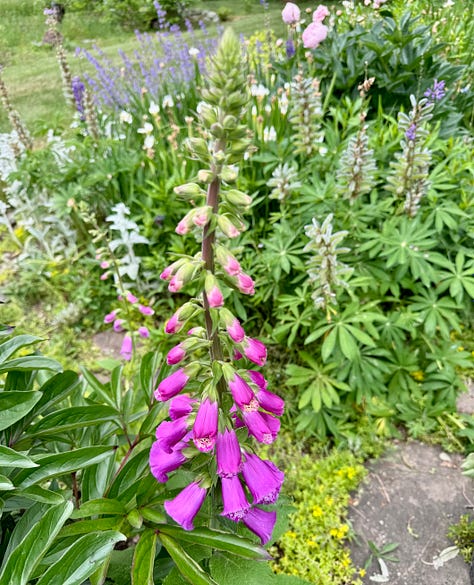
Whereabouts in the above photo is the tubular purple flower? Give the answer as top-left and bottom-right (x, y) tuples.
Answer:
(242, 410), (276, 444)
(113, 319), (125, 332)
(155, 368), (189, 401)
(138, 326), (150, 338)
(155, 418), (190, 453)
(167, 343), (186, 365)
(243, 507), (277, 545)
(221, 475), (250, 521)
(139, 304), (155, 316)
(228, 373), (257, 409)
(256, 388), (285, 416)
(104, 310), (117, 324)
(169, 394), (196, 420)
(165, 312), (182, 334)
(260, 412), (281, 441)
(216, 429), (242, 477)
(248, 370), (268, 391)
(126, 292), (138, 304)
(164, 481), (207, 530)
(193, 398), (219, 452)
(242, 452), (284, 505)
(227, 319), (245, 342)
(150, 441), (187, 482)
(242, 337), (267, 366)
(120, 335), (133, 361)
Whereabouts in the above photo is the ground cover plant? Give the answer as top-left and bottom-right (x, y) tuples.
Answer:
(1, 0), (474, 583)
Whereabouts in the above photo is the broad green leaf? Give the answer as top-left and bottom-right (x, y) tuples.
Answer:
(24, 405), (120, 439)
(321, 328), (337, 362)
(132, 528), (157, 585)
(338, 327), (359, 360)
(35, 530), (126, 585)
(34, 371), (81, 415)
(81, 452), (116, 502)
(0, 446), (38, 468)
(0, 391), (42, 431)
(14, 446), (115, 488)
(71, 497), (126, 519)
(141, 507), (167, 524)
(0, 335), (42, 364)
(157, 525), (271, 560)
(80, 367), (116, 408)
(107, 448), (151, 501)
(0, 474), (14, 490)
(159, 533), (218, 585)
(111, 365), (124, 409)
(209, 554), (274, 585)
(0, 355), (62, 374)
(59, 517), (123, 537)
(17, 485), (65, 504)
(0, 501), (73, 585)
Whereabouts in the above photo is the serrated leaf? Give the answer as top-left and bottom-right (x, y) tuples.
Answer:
(0, 445), (38, 468)
(0, 501), (73, 585)
(35, 530), (126, 585)
(159, 533), (218, 585)
(0, 391), (42, 431)
(132, 528), (157, 585)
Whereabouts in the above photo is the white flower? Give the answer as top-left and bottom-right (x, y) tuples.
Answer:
(188, 47), (199, 57)
(137, 122), (154, 135)
(279, 93), (289, 115)
(120, 110), (133, 124)
(251, 105), (257, 117)
(144, 134), (155, 150)
(162, 94), (174, 108)
(149, 101), (160, 115)
(264, 104), (272, 114)
(250, 84), (270, 98)
(263, 126), (277, 142)
(443, 0), (454, 5)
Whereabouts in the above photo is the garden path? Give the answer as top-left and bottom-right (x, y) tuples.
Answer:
(349, 438), (472, 584)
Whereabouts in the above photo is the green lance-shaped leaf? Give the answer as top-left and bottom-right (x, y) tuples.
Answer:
(0, 334), (42, 364)
(0, 355), (62, 374)
(0, 391), (42, 431)
(159, 532), (219, 585)
(0, 500), (73, 585)
(132, 528), (158, 585)
(14, 446), (116, 488)
(156, 525), (271, 560)
(0, 445), (38, 468)
(35, 530), (126, 585)
(71, 497), (126, 519)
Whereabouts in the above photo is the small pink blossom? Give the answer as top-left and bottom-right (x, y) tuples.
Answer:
(281, 2), (301, 24)
(168, 275), (184, 293)
(312, 4), (330, 22)
(165, 313), (182, 334)
(100, 273), (109, 281)
(160, 266), (173, 280)
(120, 335), (133, 361)
(126, 292), (138, 304)
(104, 310), (117, 324)
(236, 273), (255, 295)
(224, 257), (242, 276)
(138, 326), (150, 338)
(243, 337), (267, 366)
(113, 319), (125, 333)
(227, 318), (245, 343)
(207, 285), (224, 308)
(167, 343), (186, 365)
(100, 260), (110, 269)
(176, 220), (189, 235)
(139, 304), (154, 316)
(302, 21), (328, 49)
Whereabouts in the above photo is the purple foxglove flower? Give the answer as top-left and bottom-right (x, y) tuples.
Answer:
(242, 410), (276, 444)
(150, 441), (187, 482)
(260, 412), (281, 440)
(165, 312), (183, 334)
(104, 310), (117, 324)
(155, 368), (189, 401)
(167, 343), (186, 365)
(243, 507), (277, 544)
(169, 394), (196, 420)
(242, 453), (284, 505)
(100, 273), (109, 281)
(207, 285), (224, 308)
(139, 304), (154, 316)
(126, 292), (138, 304)
(236, 272), (255, 295)
(256, 389), (285, 417)
(176, 219), (190, 235)
(248, 370), (268, 391)
(160, 266), (173, 280)
(113, 319), (125, 333)
(227, 319), (245, 343)
(168, 274), (184, 292)
(220, 475), (250, 521)
(216, 429), (242, 478)
(228, 374), (257, 409)
(243, 337), (267, 366)
(138, 326), (150, 338)
(224, 257), (242, 276)
(120, 335), (133, 361)
(155, 418), (190, 453)
(164, 481), (207, 531)
(193, 398), (218, 452)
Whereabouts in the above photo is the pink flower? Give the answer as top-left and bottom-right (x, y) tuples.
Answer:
(236, 273), (255, 295)
(243, 507), (277, 545)
(113, 319), (125, 333)
(168, 275), (184, 293)
(176, 219), (190, 235)
(248, 370), (267, 391)
(160, 266), (174, 281)
(256, 388), (285, 417)
(104, 310), (117, 324)
(216, 429), (242, 478)
(126, 292), (138, 304)
(120, 335), (133, 361)
(215, 246), (242, 276)
(100, 260), (110, 269)
(155, 368), (190, 401)
(139, 304), (154, 316)
(218, 215), (241, 238)
(155, 418), (190, 453)
(228, 373), (257, 410)
(100, 273), (109, 281)
(138, 326), (150, 338)
(227, 319), (245, 343)
(207, 285), (224, 308)
(281, 2), (300, 24)
(167, 343), (186, 365)
(192, 398), (218, 452)
(164, 481), (207, 531)
(302, 21), (328, 49)
(220, 476), (250, 521)
(192, 206), (211, 227)
(165, 313), (182, 334)
(242, 337), (267, 366)
(313, 4), (330, 22)
(150, 441), (187, 483)
(169, 394), (196, 420)
(242, 410), (276, 444)
(242, 453), (284, 505)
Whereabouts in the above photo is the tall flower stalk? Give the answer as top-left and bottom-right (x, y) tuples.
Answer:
(0, 67), (33, 151)
(150, 29), (284, 544)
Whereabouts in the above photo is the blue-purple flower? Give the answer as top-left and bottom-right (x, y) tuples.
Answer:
(243, 507), (277, 545)
(424, 79), (446, 104)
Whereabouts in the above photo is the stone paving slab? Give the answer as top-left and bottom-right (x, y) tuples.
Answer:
(349, 440), (472, 584)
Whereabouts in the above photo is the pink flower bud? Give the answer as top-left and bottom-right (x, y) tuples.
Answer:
(113, 319), (125, 333)
(215, 246), (242, 276)
(160, 266), (174, 280)
(207, 285), (224, 308)
(126, 292), (138, 304)
(168, 275), (184, 292)
(139, 304), (154, 316)
(100, 273), (109, 280)
(236, 273), (255, 295)
(227, 319), (245, 343)
(176, 220), (190, 235)
(120, 335), (133, 361)
(104, 310), (117, 324)
(282, 2), (300, 24)
(192, 206), (212, 227)
(302, 21), (328, 49)
(217, 215), (241, 238)
(155, 368), (190, 401)
(167, 343), (186, 365)
(138, 326), (150, 338)
(100, 260), (110, 269)
(165, 313), (182, 334)
(313, 4), (330, 22)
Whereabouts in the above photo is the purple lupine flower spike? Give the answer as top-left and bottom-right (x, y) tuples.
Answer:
(164, 481), (207, 530)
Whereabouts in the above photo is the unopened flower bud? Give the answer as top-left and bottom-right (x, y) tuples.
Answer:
(236, 272), (255, 295)
(221, 165), (239, 183)
(197, 169), (215, 183)
(205, 273), (224, 308)
(174, 183), (205, 198)
(215, 245), (242, 276)
(223, 189), (252, 208)
(217, 215), (241, 238)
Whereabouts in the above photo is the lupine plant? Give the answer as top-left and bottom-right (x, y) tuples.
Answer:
(152, 28), (285, 544)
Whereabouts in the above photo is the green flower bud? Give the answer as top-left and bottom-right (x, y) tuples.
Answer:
(221, 165), (239, 183)
(197, 169), (215, 183)
(223, 189), (252, 207)
(174, 183), (206, 198)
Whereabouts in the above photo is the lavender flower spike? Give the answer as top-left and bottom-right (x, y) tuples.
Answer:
(164, 481), (207, 530)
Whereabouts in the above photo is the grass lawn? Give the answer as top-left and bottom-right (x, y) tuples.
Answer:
(0, 0), (327, 133)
